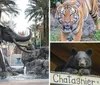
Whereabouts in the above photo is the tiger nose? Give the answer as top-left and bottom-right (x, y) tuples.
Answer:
(64, 22), (72, 27)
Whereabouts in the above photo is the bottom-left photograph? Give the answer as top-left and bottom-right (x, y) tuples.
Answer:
(0, 41), (49, 85)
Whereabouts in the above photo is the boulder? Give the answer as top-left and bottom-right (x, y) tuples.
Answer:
(21, 46), (49, 78)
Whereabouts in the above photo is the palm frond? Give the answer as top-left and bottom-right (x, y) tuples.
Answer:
(0, 0), (19, 17)
(25, 0), (48, 22)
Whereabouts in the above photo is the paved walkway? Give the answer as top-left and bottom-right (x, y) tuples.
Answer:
(0, 79), (48, 85)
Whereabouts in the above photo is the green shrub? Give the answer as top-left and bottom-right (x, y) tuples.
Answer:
(51, 0), (62, 8)
(94, 29), (100, 41)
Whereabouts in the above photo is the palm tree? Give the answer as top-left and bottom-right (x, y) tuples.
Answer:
(25, 0), (49, 46)
(25, 0), (42, 22)
(0, 20), (16, 30)
(0, 0), (19, 19)
(28, 21), (38, 49)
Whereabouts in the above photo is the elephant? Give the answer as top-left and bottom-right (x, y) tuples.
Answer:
(0, 25), (33, 78)
(0, 25), (32, 42)
(0, 49), (7, 79)
(0, 25), (33, 53)
(0, 50), (6, 72)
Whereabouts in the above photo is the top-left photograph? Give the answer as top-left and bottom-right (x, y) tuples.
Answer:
(0, 0), (49, 84)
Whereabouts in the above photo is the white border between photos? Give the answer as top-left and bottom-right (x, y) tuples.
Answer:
(49, 0), (100, 85)
(49, 0), (50, 85)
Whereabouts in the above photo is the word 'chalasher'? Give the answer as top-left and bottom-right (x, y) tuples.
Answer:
(53, 73), (95, 85)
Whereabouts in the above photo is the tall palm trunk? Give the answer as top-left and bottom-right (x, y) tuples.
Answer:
(43, 8), (49, 46)
(34, 21), (37, 49)
(46, 8), (49, 45)
(34, 30), (37, 49)
(43, 13), (46, 37)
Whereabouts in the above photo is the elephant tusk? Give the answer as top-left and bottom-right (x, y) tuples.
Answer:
(12, 38), (33, 53)
(5, 31), (33, 53)
(17, 45), (33, 53)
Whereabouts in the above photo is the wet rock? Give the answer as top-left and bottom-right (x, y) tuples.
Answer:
(35, 59), (44, 66)
(6, 67), (21, 75)
(38, 46), (49, 59)
(41, 69), (46, 75)
(22, 46), (49, 78)
(45, 70), (49, 75)
(43, 60), (49, 67)
(13, 67), (24, 74)
(22, 52), (35, 65)
(0, 68), (2, 72)
(0, 72), (7, 79)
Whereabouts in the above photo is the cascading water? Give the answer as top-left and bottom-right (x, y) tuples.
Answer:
(0, 46), (48, 81)
(24, 66), (27, 76)
(0, 48), (5, 64)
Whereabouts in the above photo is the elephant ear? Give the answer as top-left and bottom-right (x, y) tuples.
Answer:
(86, 49), (92, 56)
(56, 2), (61, 7)
(71, 48), (77, 56)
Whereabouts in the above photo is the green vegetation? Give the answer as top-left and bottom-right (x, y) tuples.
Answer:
(50, 31), (60, 41)
(94, 30), (100, 41)
(0, 0), (19, 18)
(25, 0), (49, 46)
(50, 0), (62, 8)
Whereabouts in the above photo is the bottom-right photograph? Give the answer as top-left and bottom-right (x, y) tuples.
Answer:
(50, 43), (100, 85)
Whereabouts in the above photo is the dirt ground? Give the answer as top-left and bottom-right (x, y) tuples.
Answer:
(0, 79), (49, 85)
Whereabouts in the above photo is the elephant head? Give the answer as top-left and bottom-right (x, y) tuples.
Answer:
(0, 25), (32, 42)
(0, 25), (33, 53)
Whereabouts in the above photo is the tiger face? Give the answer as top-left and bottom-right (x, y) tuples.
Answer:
(55, 0), (82, 34)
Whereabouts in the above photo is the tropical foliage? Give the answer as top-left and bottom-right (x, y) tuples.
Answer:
(94, 30), (100, 41)
(0, 0), (19, 18)
(28, 23), (37, 48)
(50, 0), (62, 8)
(25, 0), (49, 46)
(0, 20), (16, 30)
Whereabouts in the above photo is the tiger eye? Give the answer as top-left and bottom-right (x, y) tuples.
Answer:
(60, 7), (65, 15)
(70, 7), (76, 15)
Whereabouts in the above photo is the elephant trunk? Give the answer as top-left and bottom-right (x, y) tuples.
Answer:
(2, 27), (32, 42)
(11, 29), (32, 42)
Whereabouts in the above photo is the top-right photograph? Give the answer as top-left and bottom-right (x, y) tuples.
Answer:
(50, 0), (100, 41)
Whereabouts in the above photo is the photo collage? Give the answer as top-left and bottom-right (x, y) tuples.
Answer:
(0, 0), (100, 85)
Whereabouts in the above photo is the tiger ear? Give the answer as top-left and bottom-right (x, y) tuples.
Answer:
(76, 1), (80, 7)
(56, 2), (61, 7)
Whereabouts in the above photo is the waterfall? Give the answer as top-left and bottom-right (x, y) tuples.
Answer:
(0, 48), (5, 64)
(24, 66), (27, 76)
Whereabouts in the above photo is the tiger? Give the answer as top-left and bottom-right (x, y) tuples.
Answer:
(55, 0), (100, 41)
